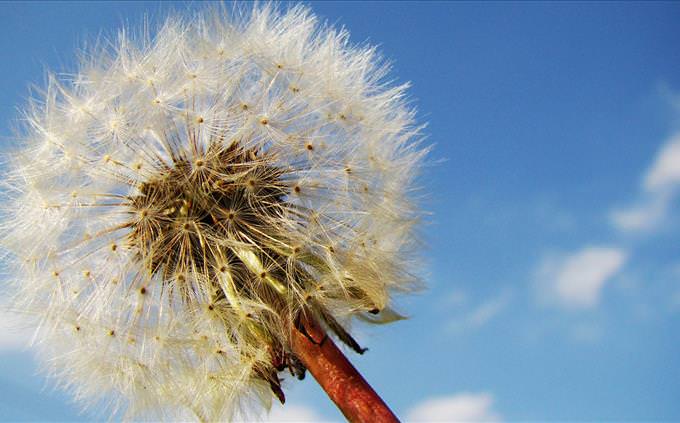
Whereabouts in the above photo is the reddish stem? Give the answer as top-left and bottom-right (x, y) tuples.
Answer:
(290, 313), (400, 423)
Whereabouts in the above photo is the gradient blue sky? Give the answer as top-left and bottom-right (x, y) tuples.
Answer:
(1, 2), (680, 421)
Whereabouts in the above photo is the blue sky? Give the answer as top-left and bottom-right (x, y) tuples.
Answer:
(1, 1), (680, 421)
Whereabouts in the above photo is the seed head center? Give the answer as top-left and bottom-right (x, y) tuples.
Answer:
(127, 142), (288, 284)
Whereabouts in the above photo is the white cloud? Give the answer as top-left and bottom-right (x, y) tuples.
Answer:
(611, 132), (680, 232)
(447, 293), (510, 333)
(644, 134), (680, 191)
(265, 403), (330, 422)
(407, 392), (501, 422)
(536, 247), (627, 309)
(0, 310), (32, 351)
(610, 192), (670, 232)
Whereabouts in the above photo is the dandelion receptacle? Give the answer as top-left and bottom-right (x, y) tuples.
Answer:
(1, 4), (426, 422)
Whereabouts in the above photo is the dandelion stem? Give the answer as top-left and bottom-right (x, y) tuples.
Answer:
(291, 313), (400, 423)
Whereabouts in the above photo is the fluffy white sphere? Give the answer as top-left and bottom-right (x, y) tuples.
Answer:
(1, 4), (426, 421)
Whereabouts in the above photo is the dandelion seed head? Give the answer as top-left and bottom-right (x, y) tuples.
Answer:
(1, 3), (426, 421)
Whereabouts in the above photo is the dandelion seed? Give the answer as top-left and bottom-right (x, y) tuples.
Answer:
(1, 3), (426, 422)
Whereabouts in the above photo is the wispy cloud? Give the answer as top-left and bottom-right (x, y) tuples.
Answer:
(610, 192), (671, 232)
(611, 133), (680, 232)
(535, 247), (627, 309)
(407, 392), (501, 422)
(644, 134), (680, 191)
(447, 293), (510, 333)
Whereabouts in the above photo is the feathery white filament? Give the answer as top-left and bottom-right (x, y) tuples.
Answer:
(1, 4), (426, 421)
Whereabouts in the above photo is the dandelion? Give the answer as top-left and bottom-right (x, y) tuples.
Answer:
(1, 4), (426, 422)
